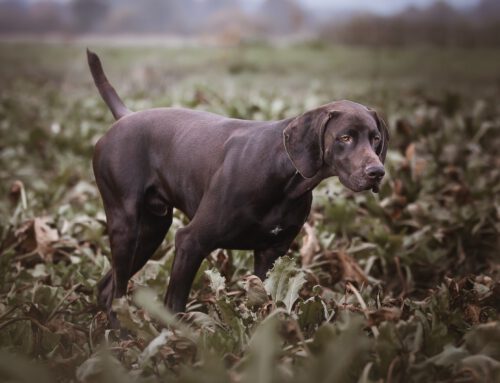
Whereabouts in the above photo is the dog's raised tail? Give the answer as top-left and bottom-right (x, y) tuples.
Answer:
(87, 49), (131, 120)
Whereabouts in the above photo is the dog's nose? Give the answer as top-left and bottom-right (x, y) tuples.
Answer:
(365, 165), (385, 179)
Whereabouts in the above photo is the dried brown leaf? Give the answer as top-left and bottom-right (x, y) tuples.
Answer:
(300, 223), (320, 266)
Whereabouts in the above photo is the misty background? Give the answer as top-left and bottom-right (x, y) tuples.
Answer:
(0, 0), (499, 47)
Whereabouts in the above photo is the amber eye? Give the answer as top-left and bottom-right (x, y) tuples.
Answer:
(339, 135), (352, 143)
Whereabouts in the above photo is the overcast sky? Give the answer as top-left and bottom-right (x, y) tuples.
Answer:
(259, 0), (481, 14)
(21, 0), (483, 15)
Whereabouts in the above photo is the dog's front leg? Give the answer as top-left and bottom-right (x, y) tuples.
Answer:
(254, 244), (291, 280)
(164, 226), (210, 313)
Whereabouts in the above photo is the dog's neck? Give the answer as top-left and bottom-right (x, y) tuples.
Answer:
(283, 167), (332, 199)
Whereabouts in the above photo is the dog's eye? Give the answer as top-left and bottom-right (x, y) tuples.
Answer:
(373, 135), (381, 143)
(339, 135), (352, 143)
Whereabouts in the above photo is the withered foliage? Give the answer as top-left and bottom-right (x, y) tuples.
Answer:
(0, 44), (499, 383)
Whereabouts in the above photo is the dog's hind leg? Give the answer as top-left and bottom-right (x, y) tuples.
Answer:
(98, 204), (173, 328)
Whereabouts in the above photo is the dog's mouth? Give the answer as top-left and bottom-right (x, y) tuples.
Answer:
(338, 172), (383, 193)
(371, 181), (381, 193)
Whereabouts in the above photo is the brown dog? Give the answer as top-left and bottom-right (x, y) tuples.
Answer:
(87, 49), (388, 327)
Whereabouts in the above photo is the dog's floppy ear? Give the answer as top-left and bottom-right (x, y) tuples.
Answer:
(371, 110), (390, 164)
(283, 107), (335, 178)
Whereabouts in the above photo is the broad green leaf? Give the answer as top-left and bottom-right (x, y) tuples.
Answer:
(0, 350), (53, 383)
(76, 351), (133, 383)
(264, 256), (306, 313)
(241, 316), (281, 383)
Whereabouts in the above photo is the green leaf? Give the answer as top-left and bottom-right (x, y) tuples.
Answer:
(298, 296), (327, 334)
(300, 314), (371, 383)
(0, 350), (53, 383)
(76, 351), (133, 383)
(133, 288), (195, 342)
(264, 256), (306, 313)
(464, 322), (500, 360)
(241, 316), (281, 383)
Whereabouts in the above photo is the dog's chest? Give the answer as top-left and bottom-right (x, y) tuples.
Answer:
(220, 194), (312, 250)
(261, 201), (308, 236)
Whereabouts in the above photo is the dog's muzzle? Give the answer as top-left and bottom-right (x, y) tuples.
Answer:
(365, 164), (385, 193)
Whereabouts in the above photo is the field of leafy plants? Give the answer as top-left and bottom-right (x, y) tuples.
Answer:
(0, 41), (499, 383)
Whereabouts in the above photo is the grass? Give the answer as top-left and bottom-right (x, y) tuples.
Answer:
(0, 41), (499, 383)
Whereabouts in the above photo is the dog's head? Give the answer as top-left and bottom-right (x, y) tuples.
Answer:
(283, 100), (389, 192)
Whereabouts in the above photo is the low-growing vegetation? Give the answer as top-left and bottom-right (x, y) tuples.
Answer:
(0, 42), (499, 382)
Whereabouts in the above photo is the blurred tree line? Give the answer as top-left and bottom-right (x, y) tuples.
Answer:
(0, 0), (499, 47)
(322, 0), (500, 47)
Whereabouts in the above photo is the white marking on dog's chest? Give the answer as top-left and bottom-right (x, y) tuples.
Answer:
(270, 225), (283, 235)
